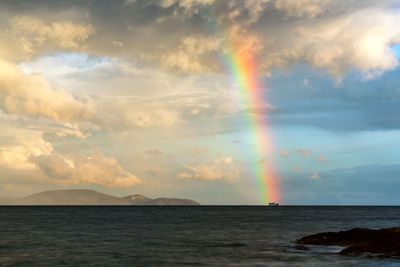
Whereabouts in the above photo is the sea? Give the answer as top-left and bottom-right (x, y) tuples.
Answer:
(1, 206), (400, 266)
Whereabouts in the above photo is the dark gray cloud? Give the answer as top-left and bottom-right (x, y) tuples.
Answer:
(1, 0), (399, 76)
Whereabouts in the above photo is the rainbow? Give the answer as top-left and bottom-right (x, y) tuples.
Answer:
(219, 32), (281, 204)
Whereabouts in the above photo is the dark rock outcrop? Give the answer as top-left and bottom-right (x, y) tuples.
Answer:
(297, 227), (400, 258)
(340, 232), (400, 258)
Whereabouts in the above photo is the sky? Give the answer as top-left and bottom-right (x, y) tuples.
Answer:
(1, 0), (400, 205)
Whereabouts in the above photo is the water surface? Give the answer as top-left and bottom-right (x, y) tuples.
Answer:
(1, 206), (400, 266)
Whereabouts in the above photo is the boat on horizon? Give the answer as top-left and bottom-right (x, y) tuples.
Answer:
(268, 202), (279, 206)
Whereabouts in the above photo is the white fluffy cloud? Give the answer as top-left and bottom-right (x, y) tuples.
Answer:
(0, 121), (139, 188)
(0, 127), (52, 170)
(294, 9), (400, 78)
(179, 156), (239, 181)
(0, 60), (95, 123)
(31, 150), (141, 187)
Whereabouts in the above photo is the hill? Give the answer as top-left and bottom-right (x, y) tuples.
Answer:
(4, 190), (201, 205)
(123, 194), (200, 205)
(146, 198), (200, 205)
(14, 189), (131, 205)
(123, 194), (152, 205)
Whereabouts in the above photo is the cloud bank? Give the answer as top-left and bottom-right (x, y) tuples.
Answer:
(31, 151), (141, 187)
(0, 1), (398, 78)
(179, 156), (239, 181)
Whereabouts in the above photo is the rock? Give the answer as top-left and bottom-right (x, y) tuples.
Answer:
(297, 227), (400, 258)
(297, 228), (380, 246)
(339, 233), (400, 258)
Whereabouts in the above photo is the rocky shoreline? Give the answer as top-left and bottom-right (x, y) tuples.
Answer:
(297, 227), (400, 258)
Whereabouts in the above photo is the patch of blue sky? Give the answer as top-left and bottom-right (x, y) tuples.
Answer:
(19, 52), (116, 76)
(273, 125), (400, 172)
(51, 52), (113, 69)
(391, 44), (400, 60)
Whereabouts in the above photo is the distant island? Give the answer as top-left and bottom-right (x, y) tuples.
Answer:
(0, 189), (201, 206)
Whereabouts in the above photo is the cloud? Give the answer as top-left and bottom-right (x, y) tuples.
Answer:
(280, 149), (291, 157)
(317, 155), (327, 162)
(303, 78), (317, 92)
(179, 156), (239, 181)
(293, 166), (302, 173)
(294, 9), (400, 78)
(75, 60), (238, 130)
(186, 146), (209, 155)
(10, 16), (93, 50)
(309, 172), (320, 179)
(0, 60), (95, 123)
(157, 0), (215, 10)
(275, 0), (332, 18)
(0, 16), (93, 63)
(31, 150), (141, 187)
(9, 52), (240, 136)
(120, 106), (181, 128)
(160, 36), (220, 73)
(1, 1), (397, 78)
(105, 1), (400, 78)
(0, 127), (52, 170)
(1, 0), (400, 203)
(94, 96), (182, 129)
(295, 149), (313, 157)
(0, 123), (140, 188)
(146, 149), (164, 155)
(149, 166), (169, 175)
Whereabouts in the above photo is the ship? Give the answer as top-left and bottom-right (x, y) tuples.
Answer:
(268, 202), (279, 206)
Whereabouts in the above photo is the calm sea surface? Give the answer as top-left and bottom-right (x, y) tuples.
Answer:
(1, 206), (400, 266)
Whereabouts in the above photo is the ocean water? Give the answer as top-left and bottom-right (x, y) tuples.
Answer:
(1, 206), (400, 266)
